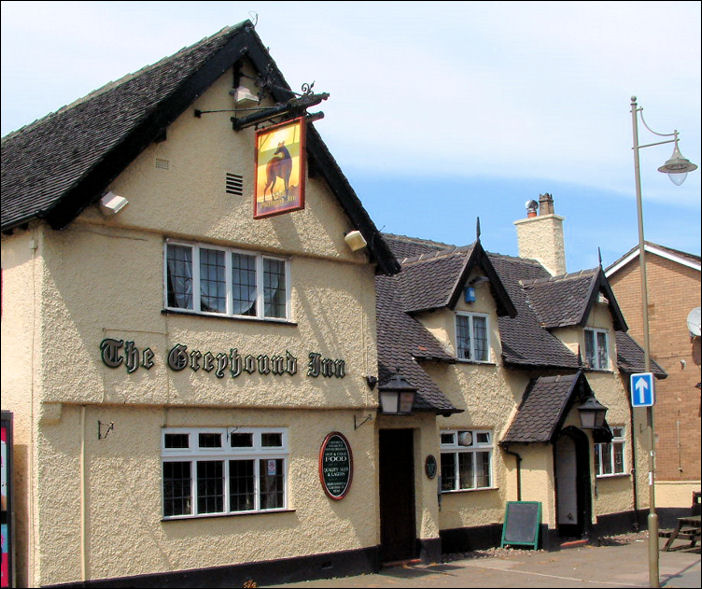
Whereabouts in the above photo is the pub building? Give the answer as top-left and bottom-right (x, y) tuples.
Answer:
(1, 21), (664, 588)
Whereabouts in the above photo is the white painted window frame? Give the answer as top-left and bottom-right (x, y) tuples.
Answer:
(439, 429), (494, 492)
(161, 426), (288, 519)
(584, 327), (609, 371)
(164, 239), (291, 321)
(455, 311), (491, 363)
(595, 426), (626, 477)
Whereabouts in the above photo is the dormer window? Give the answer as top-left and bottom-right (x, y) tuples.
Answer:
(584, 328), (609, 370)
(456, 312), (489, 362)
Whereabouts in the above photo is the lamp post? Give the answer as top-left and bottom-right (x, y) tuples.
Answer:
(629, 96), (697, 588)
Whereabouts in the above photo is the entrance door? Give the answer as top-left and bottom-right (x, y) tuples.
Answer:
(379, 429), (416, 562)
(555, 426), (591, 537)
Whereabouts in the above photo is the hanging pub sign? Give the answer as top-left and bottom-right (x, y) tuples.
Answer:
(319, 432), (353, 500)
(254, 116), (306, 219)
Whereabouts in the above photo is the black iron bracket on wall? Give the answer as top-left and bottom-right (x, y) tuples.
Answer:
(230, 92), (329, 131)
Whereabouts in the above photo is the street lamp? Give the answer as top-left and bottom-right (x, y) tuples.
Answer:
(629, 96), (697, 588)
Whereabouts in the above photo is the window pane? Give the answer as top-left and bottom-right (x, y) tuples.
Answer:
(263, 259), (286, 318)
(164, 433), (189, 449)
(458, 452), (474, 489)
(167, 245), (193, 309)
(601, 444), (613, 475)
(456, 316), (471, 359)
(473, 316), (488, 361)
(596, 331), (608, 369)
(585, 330), (596, 369)
(476, 432), (490, 445)
(475, 451), (491, 488)
(229, 459), (255, 512)
(200, 248), (226, 313)
(595, 446), (603, 476)
(440, 433), (455, 446)
(614, 442), (624, 474)
(262, 433), (282, 447)
(197, 461), (224, 514)
(440, 453), (456, 491)
(198, 433), (222, 448)
(230, 433), (253, 447)
(232, 253), (257, 316)
(163, 461), (192, 516)
(260, 459), (284, 509)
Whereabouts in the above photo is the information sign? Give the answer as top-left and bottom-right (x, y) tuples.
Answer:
(630, 372), (655, 407)
(500, 501), (541, 549)
(319, 432), (353, 500)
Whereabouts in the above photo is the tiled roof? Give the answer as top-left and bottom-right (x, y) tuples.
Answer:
(2, 25), (240, 230)
(615, 331), (667, 378)
(1, 21), (400, 275)
(382, 234), (449, 260)
(375, 272), (459, 414)
(502, 372), (591, 443)
(488, 254), (581, 369)
(521, 268), (627, 331)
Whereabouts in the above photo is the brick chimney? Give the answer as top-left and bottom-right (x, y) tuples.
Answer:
(513, 193), (566, 276)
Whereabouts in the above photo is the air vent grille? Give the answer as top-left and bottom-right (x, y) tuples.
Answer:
(155, 158), (169, 170)
(226, 173), (243, 196)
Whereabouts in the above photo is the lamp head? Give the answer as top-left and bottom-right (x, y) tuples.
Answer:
(658, 141), (698, 185)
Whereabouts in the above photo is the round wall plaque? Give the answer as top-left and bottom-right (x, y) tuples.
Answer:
(319, 432), (353, 500)
(425, 454), (437, 479)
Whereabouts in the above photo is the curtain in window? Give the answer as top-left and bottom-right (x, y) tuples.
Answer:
(263, 259), (286, 318)
(596, 331), (608, 369)
(199, 248), (226, 313)
(167, 245), (193, 309)
(232, 253), (257, 316)
(584, 330), (596, 368)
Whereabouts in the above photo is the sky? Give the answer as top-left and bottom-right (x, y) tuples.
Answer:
(2, 1), (700, 272)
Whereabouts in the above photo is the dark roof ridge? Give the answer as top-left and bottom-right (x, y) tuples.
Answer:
(486, 251), (545, 267)
(2, 25), (240, 143)
(521, 267), (598, 288)
(382, 232), (456, 250)
(400, 243), (475, 265)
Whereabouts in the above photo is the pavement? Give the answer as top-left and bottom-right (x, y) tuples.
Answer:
(264, 534), (701, 588)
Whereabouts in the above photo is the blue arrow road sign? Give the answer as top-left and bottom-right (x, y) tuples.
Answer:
(630, 372), (655, 407)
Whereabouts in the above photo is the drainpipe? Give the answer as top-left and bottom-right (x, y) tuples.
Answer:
(80, 405), (87, 581)
(503, 444), (522, 501)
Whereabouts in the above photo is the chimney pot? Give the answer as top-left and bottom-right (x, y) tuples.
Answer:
(538, 193), (555, 216)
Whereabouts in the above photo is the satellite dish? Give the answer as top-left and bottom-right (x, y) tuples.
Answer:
(687, 307), (701, 337)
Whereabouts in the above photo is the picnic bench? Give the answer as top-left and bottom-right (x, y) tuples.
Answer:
(659, 514), (701, 551)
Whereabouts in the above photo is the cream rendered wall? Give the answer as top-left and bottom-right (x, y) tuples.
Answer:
(35, 405), (378, 584)
(6, 65), (384, 586)
(551, 301), (638, 519)
(415, 273), (532, 531)
(1, 229), (44, 588)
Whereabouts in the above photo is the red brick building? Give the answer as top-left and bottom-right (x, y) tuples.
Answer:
(606, 242), (701, 486)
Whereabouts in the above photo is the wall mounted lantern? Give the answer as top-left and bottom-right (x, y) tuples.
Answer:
(379, 368), (416, 415)
(577, 396), (608, 429)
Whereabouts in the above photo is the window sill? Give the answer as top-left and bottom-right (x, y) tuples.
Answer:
(584, 367), (613, 373)
(455, 359), (496, 366)
(596, 473), (629, 480)
(441, 486), (499, 495)
(161, 308), (297, 326)
(162, 508), (296, 522)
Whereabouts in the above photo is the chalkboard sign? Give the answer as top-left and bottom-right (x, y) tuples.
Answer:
(500, 501), (541, 549)
(319, 432), (353, 500)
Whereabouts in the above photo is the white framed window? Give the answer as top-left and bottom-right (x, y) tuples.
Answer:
(165, 240), (290, 321)
(584, 328), (609, 370)
(595, 426), (626, 477)
(440, 429), (493, 491)
(455, 312), (490, 362)
(161, 427), (288, 519)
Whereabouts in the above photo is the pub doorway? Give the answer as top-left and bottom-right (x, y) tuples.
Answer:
(378, 428), (416, 562)
(554, 426), (592, 538)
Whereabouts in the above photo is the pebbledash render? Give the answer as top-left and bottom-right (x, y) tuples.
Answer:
(1, 21), (664, 588)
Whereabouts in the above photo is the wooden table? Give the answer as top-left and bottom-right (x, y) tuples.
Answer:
(660, 514), (701, 551)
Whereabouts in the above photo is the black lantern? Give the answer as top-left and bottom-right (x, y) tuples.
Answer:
(578, 396), (608, 429)
(379, 368), (416, 415)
